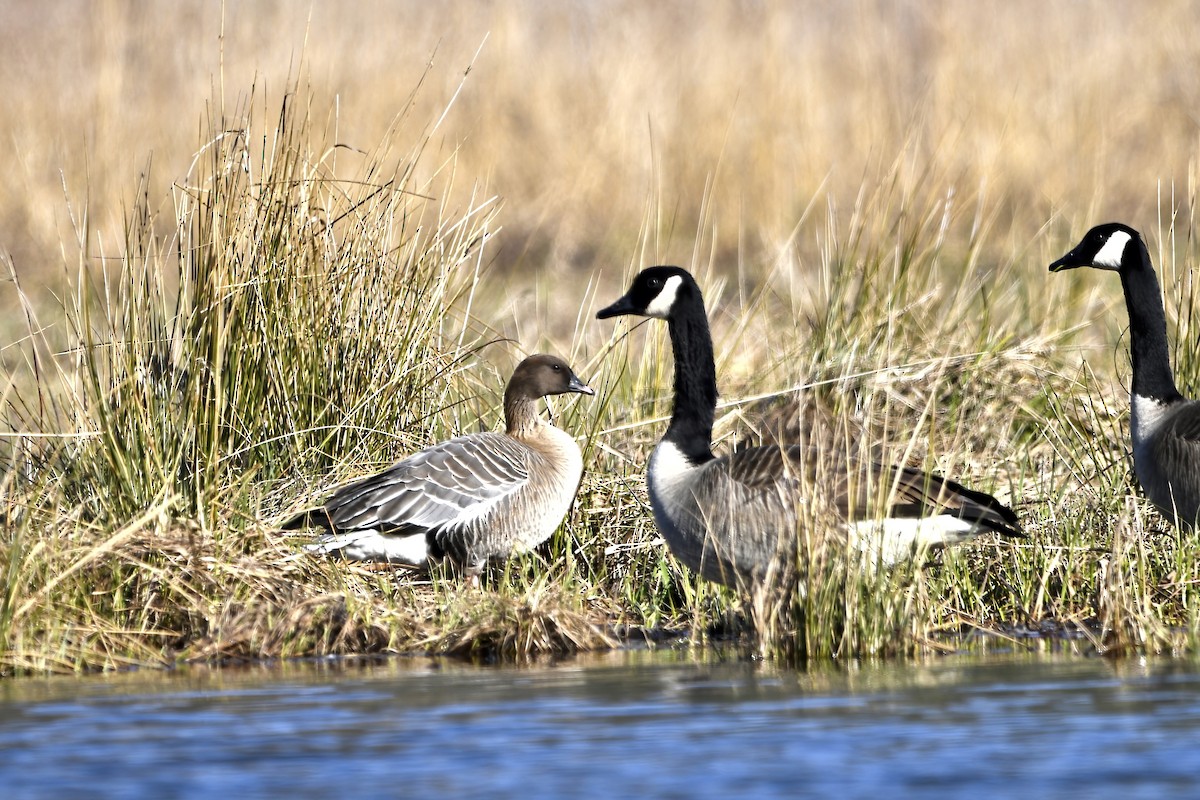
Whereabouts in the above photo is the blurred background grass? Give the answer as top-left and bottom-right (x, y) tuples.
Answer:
(5, 1), (1199, 313)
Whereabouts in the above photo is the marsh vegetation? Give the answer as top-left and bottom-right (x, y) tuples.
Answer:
(2, 2), (1200, 674)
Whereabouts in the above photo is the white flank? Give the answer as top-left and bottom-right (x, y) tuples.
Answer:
(304, 530), (430, 565)
(1093, 229), (1132, 269)
(644, 275), (684, 319)
(847, 515), (981, 566)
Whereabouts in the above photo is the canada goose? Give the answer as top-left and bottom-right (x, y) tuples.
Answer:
(1050, 222), (1200, 528)
(596, 266), (1020, 586)
(284, 354), (595, 572)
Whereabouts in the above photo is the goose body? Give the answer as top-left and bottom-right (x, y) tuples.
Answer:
(1050, 222), (1200, 527)
(285, 354), (594, 571)
(597, 267), (1020, 587)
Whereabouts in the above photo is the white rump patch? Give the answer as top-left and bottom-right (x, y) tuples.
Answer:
(848, 515), (982, 566)
(305, 530), (430, 565)
(644, 275), (684, 319)
(1093, 229), (1132, 269)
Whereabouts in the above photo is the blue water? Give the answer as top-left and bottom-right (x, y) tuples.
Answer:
(2, 649), (1200, 798)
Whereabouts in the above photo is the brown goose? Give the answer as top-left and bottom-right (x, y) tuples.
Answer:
(1050, 222), (1200, 528)
(596, 266), (1020, 587)
(285, 354), (594, 572)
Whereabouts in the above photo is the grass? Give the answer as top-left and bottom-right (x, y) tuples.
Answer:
(4, 3), (1200, 674)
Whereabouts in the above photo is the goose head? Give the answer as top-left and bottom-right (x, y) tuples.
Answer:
(1050, 222), (1143, 273)
(508, 354), (594, 401)
(597, 266), (697, 321)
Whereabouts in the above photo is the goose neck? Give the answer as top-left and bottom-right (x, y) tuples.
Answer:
(1121, 243), (1181, 403)
(505, 396), (544, 437)
(664, 301), (718, 461)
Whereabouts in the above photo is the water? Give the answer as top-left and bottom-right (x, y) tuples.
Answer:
(3, 649), (1200, 798)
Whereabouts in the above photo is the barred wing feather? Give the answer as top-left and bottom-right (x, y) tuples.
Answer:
(324, 432), (532, 536)
(714, 446), (1018, 534)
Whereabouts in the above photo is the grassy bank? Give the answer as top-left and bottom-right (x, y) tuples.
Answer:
(4, 4), (1200, 674)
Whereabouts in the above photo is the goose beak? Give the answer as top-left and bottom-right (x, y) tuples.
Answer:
(568, 374), (596, 396)
(1048, 251), (1082, 273)
(596, 294), (636, 319)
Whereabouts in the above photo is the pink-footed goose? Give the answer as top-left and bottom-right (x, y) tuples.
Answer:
(285, 354), (594, 572)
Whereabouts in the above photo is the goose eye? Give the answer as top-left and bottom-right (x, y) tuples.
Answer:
(648, 277), (662, 289)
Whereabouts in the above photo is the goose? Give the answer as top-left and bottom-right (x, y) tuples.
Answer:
(596, 266), (1020, 587)
(1050, 222), (1200, 528)
(284, 354), (595, 573)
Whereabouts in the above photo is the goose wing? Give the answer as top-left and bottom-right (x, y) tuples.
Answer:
(719, 445), (806, 493)
(1148, 405), (1200, 521)
(870, 463), (1020, 536)
(323, 432), (532, 536)
(712, 446), (894, 523)
(718, 445), (1019, 535)
(1157, 403), (1200, 446)
(700, 446), (818, 526)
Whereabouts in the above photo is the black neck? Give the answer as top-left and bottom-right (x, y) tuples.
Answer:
(664, 296), (718, 463)
(1121, 240), (1182, 403)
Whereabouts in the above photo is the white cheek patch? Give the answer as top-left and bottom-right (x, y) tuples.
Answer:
(643, 275), (683, 318)
(1093, 230), (1132, 269)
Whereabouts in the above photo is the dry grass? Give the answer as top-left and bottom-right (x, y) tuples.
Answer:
(5, 2), (1200, 311)
(3, 2), (1200, 674)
